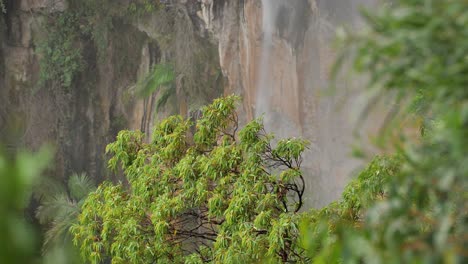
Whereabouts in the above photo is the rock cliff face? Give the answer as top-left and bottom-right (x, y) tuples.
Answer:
(1, 0), (380, 206)
(0, 0), (222, 182)
(1, 0), (144, 181)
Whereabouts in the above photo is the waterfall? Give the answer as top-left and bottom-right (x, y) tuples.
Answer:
(256, 0), (301, 140)
(255, 0), (280, 121)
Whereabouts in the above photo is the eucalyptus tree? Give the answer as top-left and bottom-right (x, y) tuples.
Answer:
(72, 96), (310, 263)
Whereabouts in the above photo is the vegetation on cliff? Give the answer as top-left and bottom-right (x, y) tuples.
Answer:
(38, 0), (161, 89)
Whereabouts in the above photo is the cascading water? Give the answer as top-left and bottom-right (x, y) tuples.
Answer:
(256, 0), (302, 140)
(255, 0), (280, 123)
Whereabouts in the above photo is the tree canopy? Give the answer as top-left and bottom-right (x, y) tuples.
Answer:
(71, 95), (310, 263)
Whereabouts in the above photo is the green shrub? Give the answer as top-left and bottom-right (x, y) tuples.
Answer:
(38, 12), (86, 89)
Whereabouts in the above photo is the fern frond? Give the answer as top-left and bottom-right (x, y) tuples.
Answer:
(67, 173), (95, 201)
(36, 193), (76, 225)
(33, 176), (67, 202)
(42, 213), (78, 252)
(156, 85), (176, 112)
(137, 63), (175, 97)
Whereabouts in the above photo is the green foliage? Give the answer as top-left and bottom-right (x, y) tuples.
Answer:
(0, 147), (88, 264)
(336, 0), (468, 109)
(38, 0), (161, 89)
(36, 173), (95, 254)
(0, 0), (5, 13)
(38, 12), (86, 89)
(137, 63), (176, 111)
(72, 96), (310, 263)
(0, 147), (52, 263)
(300, 156), (401, 259)
(68, 0), (160, 56)
(340, 156), (401, 217)
(126, 0), (160, 17)
(70, 0), (159, 20)
(303, 0), (468, 263)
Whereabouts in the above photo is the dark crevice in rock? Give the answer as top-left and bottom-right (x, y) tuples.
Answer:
(3, 0), (16, 45)
(276, 0), (311, 50)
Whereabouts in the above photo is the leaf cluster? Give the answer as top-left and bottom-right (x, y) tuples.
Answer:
(299, 156), (402, 261)
(72, 96), (310, 263)
(136, 63), (176, 112)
